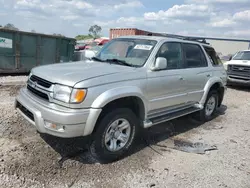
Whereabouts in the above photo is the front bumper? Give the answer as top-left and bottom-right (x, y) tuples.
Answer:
(227, 75), (250, 86)
(15, 88), (101, 138)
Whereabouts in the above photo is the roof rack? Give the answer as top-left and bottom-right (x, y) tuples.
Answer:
(160, 33), (210, 45)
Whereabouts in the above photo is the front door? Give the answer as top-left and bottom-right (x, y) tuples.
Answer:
(146, 42), (188, 112)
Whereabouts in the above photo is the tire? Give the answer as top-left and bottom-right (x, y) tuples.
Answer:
(89, 108), (139, 163)
(197, 90), (219, 122)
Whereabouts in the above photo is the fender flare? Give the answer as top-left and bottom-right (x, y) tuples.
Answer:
(83, 86), (148, 136)
(200, 77), (224, 105)
(91, 86), (148, 111)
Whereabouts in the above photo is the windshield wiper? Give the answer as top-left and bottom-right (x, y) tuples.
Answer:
(91, 57), (104, 62)
(106, 58), (134, 67)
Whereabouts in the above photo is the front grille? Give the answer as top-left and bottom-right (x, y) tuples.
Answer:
(16, 101), (34, 122)
(27, 85), (49, 101)
(228, 65), (250, 78)
(30, 75), (52, 88)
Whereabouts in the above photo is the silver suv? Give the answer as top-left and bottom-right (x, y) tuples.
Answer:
(15, 35), (227, 163)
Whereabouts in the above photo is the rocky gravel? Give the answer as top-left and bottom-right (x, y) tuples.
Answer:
(0, 76), (27, 85)
(0, 80), (249, 188)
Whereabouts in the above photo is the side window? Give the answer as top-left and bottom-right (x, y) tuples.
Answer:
(156, 42), (183, 70)
(204, 47), (222, 66)
(183, 43), (207, 68)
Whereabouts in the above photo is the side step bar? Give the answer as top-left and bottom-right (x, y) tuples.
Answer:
(143, 106), (201, 128)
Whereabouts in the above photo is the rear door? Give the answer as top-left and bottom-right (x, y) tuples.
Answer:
(182, 43), (212, 103)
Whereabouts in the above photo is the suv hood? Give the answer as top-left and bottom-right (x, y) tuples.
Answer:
(225, 60), (250, 66)
(31, 61), (134, 87)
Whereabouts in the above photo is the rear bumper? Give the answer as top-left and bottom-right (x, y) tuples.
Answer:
(15, 88), (101, 138)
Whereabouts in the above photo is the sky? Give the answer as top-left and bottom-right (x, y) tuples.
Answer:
(1, 0), (250, 38)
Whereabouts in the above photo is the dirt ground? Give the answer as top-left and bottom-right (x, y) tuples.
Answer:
(0, 81), (249, 188)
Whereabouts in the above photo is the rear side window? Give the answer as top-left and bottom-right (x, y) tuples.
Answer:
(204, 47), (222, 66)
(183, 43), (207, 68)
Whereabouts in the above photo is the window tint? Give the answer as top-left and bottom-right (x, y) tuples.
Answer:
(156, 42), (183, 69)
(204, 47), (222, 66)
(183, 43), (207, 68)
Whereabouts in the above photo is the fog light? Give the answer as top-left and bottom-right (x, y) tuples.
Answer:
(44, 121), (65, 132)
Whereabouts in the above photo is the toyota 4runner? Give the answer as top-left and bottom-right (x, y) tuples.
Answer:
(15, 35), (227, 163)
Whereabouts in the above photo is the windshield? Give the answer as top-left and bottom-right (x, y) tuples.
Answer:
(95, 38), (157, 67)
(232, 51), (250, 60)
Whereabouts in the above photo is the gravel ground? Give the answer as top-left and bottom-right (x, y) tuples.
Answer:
(0, 76), (28, 85)
(0, 79), (249, 188)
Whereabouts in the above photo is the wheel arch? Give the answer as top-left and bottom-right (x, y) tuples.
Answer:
(200, 78), (225, 106)
(84, 87), (147, 136)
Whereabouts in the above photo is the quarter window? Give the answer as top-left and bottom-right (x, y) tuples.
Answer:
(156, 42), (183, 69)
(183, 43), (207, 68)
(204, 47), (222, 66)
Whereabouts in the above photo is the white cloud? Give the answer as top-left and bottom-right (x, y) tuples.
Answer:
(225, 29), (250, 38)
(15, 0), (41, 8)
(210, 18), (237, 27)
(144, 4), (212, 21)
(60, 15), (80, 21)
(188, 0), (249, 4)
(233, 10), (250, 21)
(114, 1), (143, 10)
(2, 0), (250, 38)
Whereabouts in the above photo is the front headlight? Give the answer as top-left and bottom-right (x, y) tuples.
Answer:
(53, 84), (87, 103)
(53, 84), (72, 103)
(223, 63), (228, 70)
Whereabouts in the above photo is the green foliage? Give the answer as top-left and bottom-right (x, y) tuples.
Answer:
(75, 34), (93, 41)
(4, 23), (19, 31)
(88, 25), (102, 38)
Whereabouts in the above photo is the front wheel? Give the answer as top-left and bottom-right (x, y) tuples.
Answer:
(89, 108), (139, 163)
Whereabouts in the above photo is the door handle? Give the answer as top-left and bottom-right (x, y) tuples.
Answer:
(179, 77), (184, 81)
(207, 74), (211, 77)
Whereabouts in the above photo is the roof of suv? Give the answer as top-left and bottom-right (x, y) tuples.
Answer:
(118, 35), (212, 48)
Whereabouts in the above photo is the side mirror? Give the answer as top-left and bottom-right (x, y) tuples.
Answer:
(84, 50), (95, 60)
(151, 57), (167, 71)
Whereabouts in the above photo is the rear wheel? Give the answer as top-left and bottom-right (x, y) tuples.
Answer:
(89, 108), (139, 163)
(197, 90), (218, 122)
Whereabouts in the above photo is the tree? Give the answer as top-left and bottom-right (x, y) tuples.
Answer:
(4, 23), (19, 31)
(75, 34), (93, 41)
(88, 25), (102, 39)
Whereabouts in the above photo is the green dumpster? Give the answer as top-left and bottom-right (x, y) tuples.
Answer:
(0, 28), (76, 74)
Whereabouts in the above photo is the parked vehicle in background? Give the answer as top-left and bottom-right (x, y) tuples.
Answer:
(224, 50), (250, 86)
(75, 42), (87, 51)
(85, 41), (98, 50)
(15, 35), (226, 163)
(89, 46), (102, 54)
(85, 38), (109, 50)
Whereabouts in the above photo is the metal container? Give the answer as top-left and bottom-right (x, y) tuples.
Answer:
(0, 28), (76, 74)
(109, 28), (162, 39)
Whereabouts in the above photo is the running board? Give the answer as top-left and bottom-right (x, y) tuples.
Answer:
(143, 106), (201, 128)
